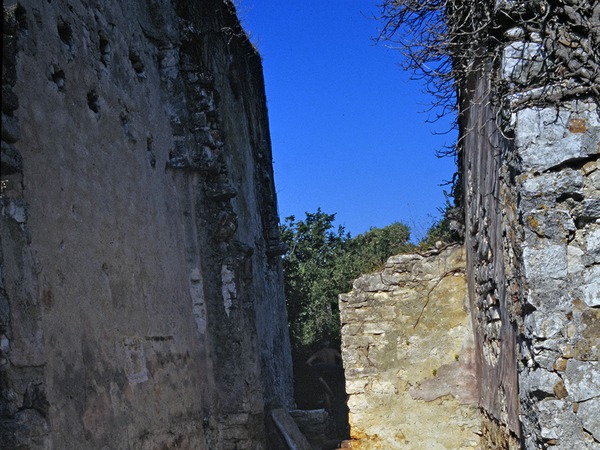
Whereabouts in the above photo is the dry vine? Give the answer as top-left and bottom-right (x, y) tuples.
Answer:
(375, 0), (600, 156)
(413, 267), (466, 329)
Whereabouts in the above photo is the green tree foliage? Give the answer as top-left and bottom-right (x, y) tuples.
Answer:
(280, 209), (413, 356)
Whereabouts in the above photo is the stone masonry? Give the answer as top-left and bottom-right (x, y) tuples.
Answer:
(514, 100), (600, 449)
(458, 1), (600, 448)
(340, 245), (481, 449)
(341, 2), (599, 449)
(1, 0), (293, 448)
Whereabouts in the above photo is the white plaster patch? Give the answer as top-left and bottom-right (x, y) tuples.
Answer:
(189, 268), (206, 334)
(221, 265), (236, 317)
(123, 337), (148, 384)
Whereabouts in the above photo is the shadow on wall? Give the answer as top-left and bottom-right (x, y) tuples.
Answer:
(293, 345), (350, 443)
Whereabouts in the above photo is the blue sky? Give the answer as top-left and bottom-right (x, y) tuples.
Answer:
(239, 1), (457, 241)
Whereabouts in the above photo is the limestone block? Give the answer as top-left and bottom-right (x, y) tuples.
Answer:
(524, 208), (576, 241)
(586, 228), (600, 263)
(289, 409), (331, 449)
(2, 197), (27, 225)
(386, 253), (422, 265)
(525, 311), (566, 339)
(523, 368), (562, 396)
(567, 245), (585, 274)
(564, 360), (600, 401)
(581, 266), (600, 307)
(576, 397), (600, 441)
(345, 378), (369, 395)
(502, 42), (546, 84)
(270, 408), (311, 450)
(585, 168), (600, 192)
(521, 170), (583, 201)
(1, 113), (20, 143)
(580, 198), (600, 220)
(537, 400), (575, 440)
(514, 106), (600, 172)
(11, 409), (50, 449)
(1, 141), (23, 174)
(523, 244), (568, 282)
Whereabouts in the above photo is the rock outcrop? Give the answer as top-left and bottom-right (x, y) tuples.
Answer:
(340, 245), (481, 449)
(1, 1), (293, 448)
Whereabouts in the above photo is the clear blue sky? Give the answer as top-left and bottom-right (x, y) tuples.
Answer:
(239, 1), (457, 241)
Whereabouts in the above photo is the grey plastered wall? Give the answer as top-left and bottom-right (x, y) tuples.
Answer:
(0, 0), (293, 448)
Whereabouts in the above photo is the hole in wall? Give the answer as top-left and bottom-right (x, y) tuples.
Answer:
(50, 68), (65, 90)
(57, 18), (73, 47)
(87, 90), (99, 113)
(556, 192), (584, 203)
(147, 136), (156, 169)
(120, 112), (135, 142)
(99, 35), (111, 66)
(129, 48), (145, 74)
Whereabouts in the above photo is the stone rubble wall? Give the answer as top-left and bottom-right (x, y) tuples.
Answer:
(0, 0), (293, 448)
(514, 99), (600, 449)
(460, 1), (600, 448)
(339, 245), (482, 449)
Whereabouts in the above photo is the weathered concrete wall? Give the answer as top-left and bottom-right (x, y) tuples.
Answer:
(1, 0), (293, 448)
(339, 245), (481, 449)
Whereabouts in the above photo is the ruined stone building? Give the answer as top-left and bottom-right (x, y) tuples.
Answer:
(2, 0), (599, 449)
(341, 1), (599, 449)
(2, 0), (293, 448)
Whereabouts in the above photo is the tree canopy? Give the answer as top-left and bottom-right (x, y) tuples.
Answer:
(280, 209), (413, 356)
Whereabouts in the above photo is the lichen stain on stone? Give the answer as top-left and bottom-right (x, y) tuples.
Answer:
(525, 214), (542, 235)
(568, 118), (587, 134)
